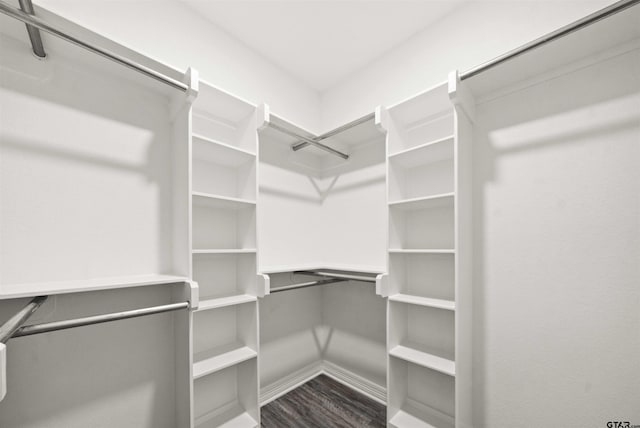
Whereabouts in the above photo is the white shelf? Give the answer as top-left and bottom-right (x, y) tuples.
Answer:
(196, 294), (257, 312)
(389, 136), (454, 167)
(388, 81), (451, 125)
(389, 294), (455, 311)
(195, 80), (256, 125)
(193, 344), (257, 380)
(389, 192), (454, 210)
(259, 264), (385, 275)
(0, 274), (189, 300)
(388, 249), (455, 254)
(196, 410), (258, 428)
(192, 192), (256, 210)
(389, 410), (439, 428)
(192, 249), (257, 255)
(192, 134), (256, 166)
(390, 345), (456, 377)
(217, 412), (258, 428)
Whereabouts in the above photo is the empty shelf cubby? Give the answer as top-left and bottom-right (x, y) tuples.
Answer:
(192, 136), (256, 200)
(389, 194), (454, 250)
(193, 301), (257, 353)
(388, 356), (455, 428)
(192, 200), (256, 251)
(193, 253), (257, 304)
(388, 253), (455, 302)
(389, 301), (455, 375)
(388, 140), (454, 202)
(193, 358), (258, 428)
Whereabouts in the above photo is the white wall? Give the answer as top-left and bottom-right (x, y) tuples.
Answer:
(322, 281), (387, 389)
(36, 0), (321, 133)
(0, 286), (184, 428)
(471, 48), (640, 427)
(320, 0), (614, 130)
(258, 127), (388, 396)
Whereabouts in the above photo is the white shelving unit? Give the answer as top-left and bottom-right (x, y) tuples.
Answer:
(379, 72), (474, 428)
(189, 82), (261, 428)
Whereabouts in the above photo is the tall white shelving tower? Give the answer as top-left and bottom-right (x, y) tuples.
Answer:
(378, 72), (474, 428)
(189, 82), (262, 428)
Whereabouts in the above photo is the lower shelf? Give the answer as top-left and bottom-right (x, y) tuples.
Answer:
(218, 412), (258, 428)
(196, 294), (257, 312)
(194, 359), (258, 428)
(389, 345), (455, 377)
(388, 293), (455, 311)
(0, 274), (189, 300)
(193, 344), (257, 380)
(389, 404), (455, 428)
(195, 404), (258, 428)
(389, 409), (438, 428)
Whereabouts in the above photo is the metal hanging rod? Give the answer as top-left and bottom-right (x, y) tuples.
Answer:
(266, 122), (350, 160)
(0, 296), (48, 344)
(270, 278), (346, 294)
(0, 0), (188, 92)
(7, 300), (189, 340)
(292, 113), (376, 153)
(460, 0), (640, 81)
(295, 270), (377, 284)
(18, 0), (45, 58)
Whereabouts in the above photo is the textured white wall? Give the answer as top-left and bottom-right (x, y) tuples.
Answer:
(320, 0), (614, 130)
(36, 0), (321, 133)
(471, 48), (640, 427)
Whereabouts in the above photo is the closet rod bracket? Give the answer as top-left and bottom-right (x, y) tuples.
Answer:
(0, 295), (48, 401)
(18, 0), (46, 58)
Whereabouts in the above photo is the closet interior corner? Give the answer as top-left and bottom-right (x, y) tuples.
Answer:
(1, 1), (637, 427)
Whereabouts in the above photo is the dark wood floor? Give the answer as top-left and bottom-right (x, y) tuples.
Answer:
(261, 374), (386, 428)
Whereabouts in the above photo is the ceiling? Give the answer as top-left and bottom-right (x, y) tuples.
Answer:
(181, 1), (464, 91)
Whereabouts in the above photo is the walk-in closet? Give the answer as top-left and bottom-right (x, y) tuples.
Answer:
(1, 1), (638, 427)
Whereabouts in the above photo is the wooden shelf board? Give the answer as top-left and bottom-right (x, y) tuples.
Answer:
(192, 134), (255, 166)
(192, 192), (256, 210)
(388, 249), (455, 254)
(196, 294), (256, 312)
(390, 345), (456, 377)
(389, 192), (454, 210)
(389, 294), (455, 311)
(389, 136), (454, 168)
(193, 249), (257, 255)
(0, 274), (188, 300)
(193, 344), (257, 380)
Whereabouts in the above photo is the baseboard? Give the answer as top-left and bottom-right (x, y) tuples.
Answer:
(259, 361), (323, 405)
(259, 360), (387, 407)
(404, 397), (455, 428)
(321, 360), (387, 404)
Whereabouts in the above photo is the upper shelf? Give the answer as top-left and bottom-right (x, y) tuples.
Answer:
(388, 136), (454, 167)
(259, 108), (385, 176)
(194, 81), (255, 125)
(192, 192), (256, 210)
(192, 134), (256, 164)
(387, 81), (452, 128)
(466, 3), (640, 99)
(0, 274), (189, 300)
(389, 193), (454, 211)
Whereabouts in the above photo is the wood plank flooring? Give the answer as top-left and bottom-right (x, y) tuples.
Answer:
(261, 374), (386, 428)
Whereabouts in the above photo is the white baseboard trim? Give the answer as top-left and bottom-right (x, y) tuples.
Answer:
(259, 359), (387, 407)
(260, 361), (323, 406)
(322, 360), (387, 404)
